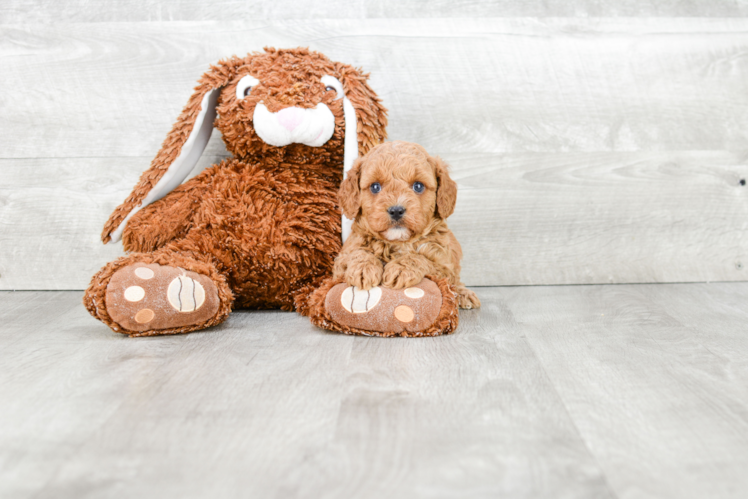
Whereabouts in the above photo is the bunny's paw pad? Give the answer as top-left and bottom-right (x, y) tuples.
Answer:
(105, 263), (220, 333)
(324, 278), (444, 335)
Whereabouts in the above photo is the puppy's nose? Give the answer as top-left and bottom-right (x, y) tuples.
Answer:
(387, 205), (406, 221)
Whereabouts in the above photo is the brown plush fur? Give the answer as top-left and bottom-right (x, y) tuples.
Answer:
(333, 141), (480, 309)
(84, 47), (387, 336)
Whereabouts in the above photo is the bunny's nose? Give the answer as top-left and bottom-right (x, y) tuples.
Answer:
(276, 107), (305, 131)
(388, 205), (406, 221)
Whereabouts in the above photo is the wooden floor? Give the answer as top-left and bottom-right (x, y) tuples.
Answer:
(1, 284), (747, 498)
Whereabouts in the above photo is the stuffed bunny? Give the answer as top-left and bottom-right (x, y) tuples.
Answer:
(83, 47), (388, 336)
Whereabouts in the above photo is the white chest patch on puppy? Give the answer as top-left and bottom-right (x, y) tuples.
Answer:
(253, 102), (335, 148)
(384, 227), (411, 242)
(341, 286), (383, 314)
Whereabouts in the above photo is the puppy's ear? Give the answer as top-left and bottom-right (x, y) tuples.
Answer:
(339, 157), (364, 220)
(429, 155), (458, 219)
(101, 57), (244, 243)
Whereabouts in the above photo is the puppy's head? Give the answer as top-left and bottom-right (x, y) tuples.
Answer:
(339, 141), (457, 242)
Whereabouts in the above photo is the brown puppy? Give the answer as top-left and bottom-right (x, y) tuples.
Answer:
(334, 141), (480, 309)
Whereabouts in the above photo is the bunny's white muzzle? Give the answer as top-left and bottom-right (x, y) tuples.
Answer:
(109, 76), (359, 244)
(253, 103), (336, 148)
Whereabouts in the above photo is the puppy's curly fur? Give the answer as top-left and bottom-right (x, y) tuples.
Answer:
(333, 141), (480, 309)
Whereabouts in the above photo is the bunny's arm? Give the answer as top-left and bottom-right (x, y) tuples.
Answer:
(121, 175), (207, 253)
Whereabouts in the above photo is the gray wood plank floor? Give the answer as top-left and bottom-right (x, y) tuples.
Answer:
(2, 284), (747, 497)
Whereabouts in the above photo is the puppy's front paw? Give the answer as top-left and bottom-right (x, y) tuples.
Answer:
(345, 260), (383, 290)
(382, 263), (424, 289)
(456, 287), (481, 309)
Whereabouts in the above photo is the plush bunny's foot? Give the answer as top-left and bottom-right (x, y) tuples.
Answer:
(297, 277), (459, 337)
(104, 263), (221, 335)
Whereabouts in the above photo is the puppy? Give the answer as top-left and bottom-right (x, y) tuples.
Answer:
(333, 141), (480, 309)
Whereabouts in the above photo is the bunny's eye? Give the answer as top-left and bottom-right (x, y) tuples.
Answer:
(236, 74), (260, 100)
(320, 75), (343, 100)
(412, 181), (425, 194)
(370, 182), (382, 194)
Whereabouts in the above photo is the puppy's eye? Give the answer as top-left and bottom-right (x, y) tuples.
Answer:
(412, 181), (425, 194)
(244, 86), (253, 96)
(370, 182), (382, 194)
(325, 86), (336, 93)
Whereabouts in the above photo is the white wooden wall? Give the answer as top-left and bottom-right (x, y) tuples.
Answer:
(2, 1), (748, 289)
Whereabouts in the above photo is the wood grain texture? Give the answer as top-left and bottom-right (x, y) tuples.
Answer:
(501, 283), (748, 497)
(3, 18), (748, 158)
(2, 285), (748, 496)
(450, 151), (748, 285)
(0, 290), (612, 497)
(277, 306), (609, 497)
(3, 151), (747, 290)
(0, 291), (355, 497)
(3, 0), (748, 23)
(3, 17), (748, 289)
(0, 157), (225, 291)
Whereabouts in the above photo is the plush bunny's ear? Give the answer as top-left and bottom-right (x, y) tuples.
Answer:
(331, 64), (388, 242)
(102, 62), (237, 243)
(340, 94), (359, 242)
(320, 74), (362, 242)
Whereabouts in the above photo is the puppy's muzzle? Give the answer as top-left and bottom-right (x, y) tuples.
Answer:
(387, 205), (406, 222)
